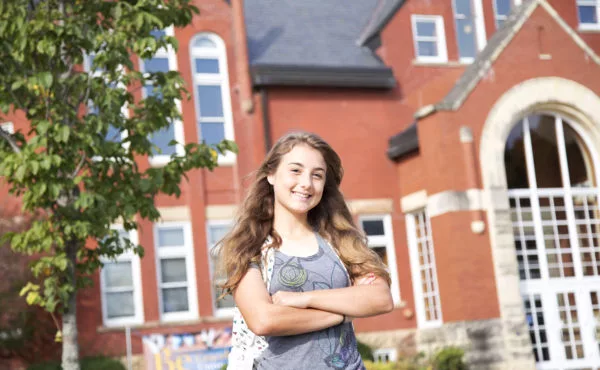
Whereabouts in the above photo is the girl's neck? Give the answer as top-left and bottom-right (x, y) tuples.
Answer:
(272, 205), (313, 240)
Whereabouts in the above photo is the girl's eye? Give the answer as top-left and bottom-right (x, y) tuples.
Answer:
(291, 168), (301, 174)
(313, 173), (323, 179)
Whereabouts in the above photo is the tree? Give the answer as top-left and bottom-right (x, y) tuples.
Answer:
(0, 1), (236, 369)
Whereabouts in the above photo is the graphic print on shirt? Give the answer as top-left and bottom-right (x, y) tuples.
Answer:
(273, 252), (358, 369)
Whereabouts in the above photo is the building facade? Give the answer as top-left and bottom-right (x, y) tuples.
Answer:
(3, 0), (600, 369)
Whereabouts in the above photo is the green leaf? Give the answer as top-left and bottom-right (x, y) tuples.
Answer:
(26, 291), (39, 305)
(11, 79), (24, 91)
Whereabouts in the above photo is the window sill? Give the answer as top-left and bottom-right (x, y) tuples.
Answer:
(412, 60), (469, 67)
(97, 315), (232, 333)
(578, 25), (600, 33)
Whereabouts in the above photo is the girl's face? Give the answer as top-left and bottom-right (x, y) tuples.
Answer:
(267, 144), (327, 218)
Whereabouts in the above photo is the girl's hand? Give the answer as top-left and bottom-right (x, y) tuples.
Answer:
(272, 291), (310, 308)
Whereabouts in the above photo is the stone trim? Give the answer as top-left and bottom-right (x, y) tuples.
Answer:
(479, 77), (600, 368)
(400, 190), (427, 213)
(205, 204), (237, 220)
(427, 189), (486, 218)
(347, 198), (393, 214)
(157, 206), (190, 222)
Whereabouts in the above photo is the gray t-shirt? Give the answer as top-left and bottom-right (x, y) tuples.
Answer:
(256, 234), (365, 370)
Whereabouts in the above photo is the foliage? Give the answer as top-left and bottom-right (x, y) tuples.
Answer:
(27, 356), (126, 370)
(0, 0), (236, 367)
(357, 340), (374, 362)
(0, 0), (235, 324)
(432, 346), (467, 370)
(364, 346), (467, 370)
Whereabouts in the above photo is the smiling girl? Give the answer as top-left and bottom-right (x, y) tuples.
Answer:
(219, 132), (393, 369)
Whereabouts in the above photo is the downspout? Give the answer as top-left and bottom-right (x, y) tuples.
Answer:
(261, 89), (272, 152)
(231, 0), (254, 114)
(460, 126), (486, 234)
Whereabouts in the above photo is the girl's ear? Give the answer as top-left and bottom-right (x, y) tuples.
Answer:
(267, 174), (274, 185)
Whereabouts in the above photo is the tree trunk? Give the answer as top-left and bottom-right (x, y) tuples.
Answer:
(62, 243), (80, 370)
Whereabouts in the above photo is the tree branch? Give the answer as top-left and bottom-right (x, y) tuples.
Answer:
(70, 154), (86, 179)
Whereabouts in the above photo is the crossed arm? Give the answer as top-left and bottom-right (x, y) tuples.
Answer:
(234, 269), (393, 337)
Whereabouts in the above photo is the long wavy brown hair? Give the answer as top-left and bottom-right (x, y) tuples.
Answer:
(217, 132), (390, 296)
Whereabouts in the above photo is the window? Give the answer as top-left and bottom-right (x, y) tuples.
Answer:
(141, 28), (184, 166)
(84, 53), (128, 146)
(100, 228), (144, 327)
(452, 0), (486, 62)
(494, 0), (512, 29)
(359, 215), (401, 305)
(411, 15), (448, 63)
(206, 221), (235, 316)
(406, 210), (443, 328)
(577, 0), (600, 29)
(190, 33), (235, 164)
(373, 349), (398, 363)
(155, 222), (198, 322)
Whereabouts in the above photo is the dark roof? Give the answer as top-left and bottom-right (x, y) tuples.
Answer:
(434, 0), (537, 112)
(387, 121), (418, 161)
(357, 0), (406, 46)
(244, 0), (395, 88)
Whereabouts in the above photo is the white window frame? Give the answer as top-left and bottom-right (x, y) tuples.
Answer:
(373, 348), (398, 363)
(406, 209), (443, 328)
(190, 33), (236, 166)
(577, 0), (600, 30)
(411, 15), (448, 63)
(100, 227), (144, 327)
(358, 215), (401, 306)
(83, 53), (131, 159)
(154, 221), (198, 322)
(452, 0), (487, 63)
(206, 220), (235, 317)
(140, 27), (185, 167)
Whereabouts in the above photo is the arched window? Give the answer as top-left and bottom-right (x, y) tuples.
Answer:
(190, 34), (234, 153)
(504, 113), (600, 365)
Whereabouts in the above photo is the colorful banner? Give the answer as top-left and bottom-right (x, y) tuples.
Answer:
(142, 327), (231, 370)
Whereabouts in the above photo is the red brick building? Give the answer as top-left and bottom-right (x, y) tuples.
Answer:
(4, 0), (600, 369)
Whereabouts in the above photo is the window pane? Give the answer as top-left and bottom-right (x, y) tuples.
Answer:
(163, 287), (189, 313)
(157, 228), (185, 247)
(195, 58), (220, 74)
(144, 57), (170, 73)
(417, 41), (438, 57)
(578, 6), (598, 24)
(362, 220), (385, 236)
(504, 120), (530, 189)
(103, 262), (133, 288)
(151, 29), (166, 40)
(215, 289), (235, 309)
(495, 0), (511, 16)
(208, 225), (231, 245)
(454, 0), (472, 15)
(194, 37), (217, 48)
(197, 85), (224, 117)
(106, 291), (135, 318)
(455, 18), (477, 59)
(416, 21), (436, 37)
(149, 124), (176, 156)
(106, 124), (122, 143)
(528, 115), (562, 188)
(564, 123), (594, 187)
(161, 258), (188, 283)
(200, 122), (225, 146)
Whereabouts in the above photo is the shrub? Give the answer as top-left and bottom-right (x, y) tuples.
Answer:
(364, 360), (397, 370)
(432, 346), (467, 370)
(27, 356), (126, 370)
(357, 340), (374, 362)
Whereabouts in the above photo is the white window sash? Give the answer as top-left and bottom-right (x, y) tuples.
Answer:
(452, 0), (486, 63)
(191, 33), (236, 166)
(100, 228), (144, 327)
(406, 211), (443, 328)
(206, 220), (235, 317)
(358, 215), (401, 306)
(141, 27), (185, 167)
(411, 15), (448, 63)
(577, 0), (600, 30)
(155, 222), (198, 322)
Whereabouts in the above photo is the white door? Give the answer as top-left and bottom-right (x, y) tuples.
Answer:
(505, 113), (600, 369)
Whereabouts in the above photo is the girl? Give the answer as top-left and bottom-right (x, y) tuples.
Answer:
(219, 132), (393, 369)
